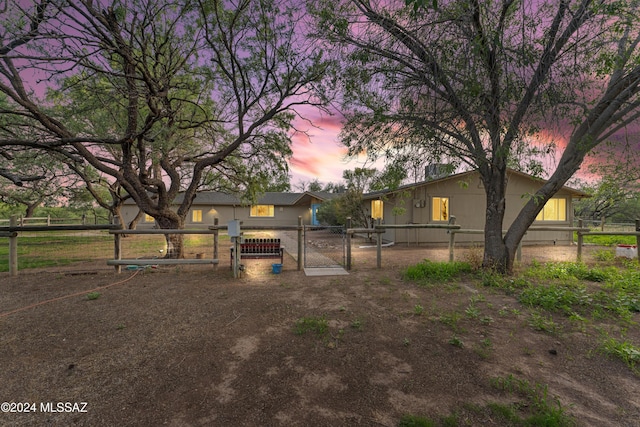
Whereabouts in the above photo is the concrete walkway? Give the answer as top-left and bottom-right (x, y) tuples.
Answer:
(271, 231), (349, 276)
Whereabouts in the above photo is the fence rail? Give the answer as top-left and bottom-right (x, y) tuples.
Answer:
(0, 215), (109, 226)
(3, 216), (639, 277)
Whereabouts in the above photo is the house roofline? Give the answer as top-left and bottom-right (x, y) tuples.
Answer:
(363, 168), (591, 199)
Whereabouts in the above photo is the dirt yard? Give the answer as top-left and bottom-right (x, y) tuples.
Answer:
(0, 244), (638, 426)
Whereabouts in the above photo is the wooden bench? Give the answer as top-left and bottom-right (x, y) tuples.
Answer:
(230, 238), (284, 267)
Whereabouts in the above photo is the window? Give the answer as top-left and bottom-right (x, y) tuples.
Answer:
(192, 209), (203, 223)
(432, 197), (449, 221)
(371, 200), (384, 220)
(250, 205), (275, 217)
(536, 198), (566, 221)
(144, 214), (154, 223)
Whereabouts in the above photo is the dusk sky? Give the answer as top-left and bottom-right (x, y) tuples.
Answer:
(288, 107), (350, 188)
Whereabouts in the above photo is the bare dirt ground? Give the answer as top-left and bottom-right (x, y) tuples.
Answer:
(0, 243), (638, 426)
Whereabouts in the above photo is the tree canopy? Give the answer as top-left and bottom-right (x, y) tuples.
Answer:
(309, 0), (640, 272)
(0, 0), (332, 257)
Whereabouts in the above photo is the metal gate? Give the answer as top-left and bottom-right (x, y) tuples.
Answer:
(303, 225), (346, 268)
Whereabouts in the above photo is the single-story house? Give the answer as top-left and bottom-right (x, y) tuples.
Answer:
(361, 168), (590, 246)
(121, 191), (337, 229)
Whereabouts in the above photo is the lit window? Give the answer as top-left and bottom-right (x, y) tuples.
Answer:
(250, 205), (275, 217)
(535, 198), (566, 221)
(371, 200), (384, 220)
(144, 214), (154, 223)
(192, 210), (203, 223)
(432, 197), (449, 221)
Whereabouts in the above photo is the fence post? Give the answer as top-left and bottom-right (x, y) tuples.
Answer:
(448, 216), (456, 262)
(636, 219), (640, 263)
(9, 215), (18, 276)
(213, 218), (219, 270)
(113, 217), (122, 273)
(577, 219), (583, 263)
(297, 216), (303, 271)
(346, 217), (352, 271)
(376, 219), (382, 269)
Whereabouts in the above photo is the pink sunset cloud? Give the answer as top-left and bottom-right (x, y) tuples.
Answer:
(288, 107), (353, 187)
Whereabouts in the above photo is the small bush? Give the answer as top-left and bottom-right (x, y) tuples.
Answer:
(86, 292), (101, 300)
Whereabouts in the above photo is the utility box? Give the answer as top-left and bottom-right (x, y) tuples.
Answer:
(228, 220), (241, 237)
(616, 244), (638, 259)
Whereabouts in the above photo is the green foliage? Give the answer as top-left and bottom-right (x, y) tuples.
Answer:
(398, 414), (436, 427)
(490, 375), (576, 426)
(579, 233), (638, 246)
(86, 292), (101, 301)
(515, 261), (640, 321)
(528, 312), (560, 334)
(404, 260), (472, 284)
(594, 249), (615, 262)
(519, 284), (591, 313)
(600, 337), (640, 372)
(294, 316), (329, 336)
(439, 311), (462, 332)
(523, 262), (615, 283)
(309, 0), (640, 273)
(573, 172), (640, 223)
(448, 335), (463, 347)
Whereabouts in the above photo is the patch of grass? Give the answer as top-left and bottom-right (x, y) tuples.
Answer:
(448, 335), (464, 348)
(350, 318), (363, 330)
(481, 272), (530, 294)
(594, 248), (615, 262)
(600, 337), (640, 372)
(398, 414), (436, 427)
(413, 304), (424, 315)
(528, 312), (560, 334)
(518, 284), (591, 313)
(294, 316), (328, 336)
(86, 292), (101, 300)
(579, 233), (637, 246)
(404, 260), (472, 285)
(439, 311), (463, 332)
(480, 316), (494, 325)
(523, 261), (615, 283)
(465, 304), (480, 319)
(475, 338), (493, 359)
(490, 374), (576, 426)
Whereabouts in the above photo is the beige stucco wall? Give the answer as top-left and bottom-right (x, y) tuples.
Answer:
(121, 203), (314, 230)
(378, 171), (575, 245)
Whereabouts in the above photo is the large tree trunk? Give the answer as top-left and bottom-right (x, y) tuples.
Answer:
(24, 202), (39, 218)
(482, 168), (517, 273)
(155, 215), (185, 259)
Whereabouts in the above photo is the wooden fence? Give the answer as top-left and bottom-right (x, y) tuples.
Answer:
(3, 215), (639, 277)
(0, 214), (106, 226)
(344, 217), (640, 268)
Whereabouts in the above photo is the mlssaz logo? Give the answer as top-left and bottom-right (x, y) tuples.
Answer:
(40, 402), (88, 413)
